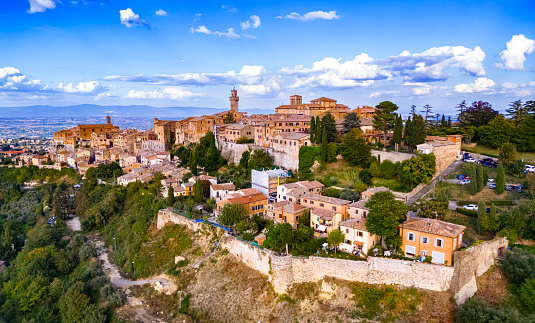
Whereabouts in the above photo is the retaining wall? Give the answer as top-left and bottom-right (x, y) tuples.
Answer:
(372, 150), (415, 163)
(219, 142), (299, 169)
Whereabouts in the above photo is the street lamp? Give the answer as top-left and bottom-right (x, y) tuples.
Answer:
(113, 237), (116, 250)
(132, 261), (135, 276)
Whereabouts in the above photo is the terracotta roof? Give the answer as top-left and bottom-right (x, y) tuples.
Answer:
(269, 201), (309, 214)
(211, 183), (235, 191)
(360, 118), (374, 126)
(299, 180), (324, 190)
(287, 187), (308, 197)
(402, 217), (465, 238)
(312, 208), (337, 220)
(312, 97), (336, 102)
(349, 199), (369, 210)
(340, 218), (368, 231)
(301, 192), (351, 206)
(227, 193), (267, 205)
(278, 132), (309, 140)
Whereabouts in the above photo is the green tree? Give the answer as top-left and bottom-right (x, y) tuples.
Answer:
(403, 116), (411, 145)
(327, 229), (345, 254)
(370, 162), (380, 177)
(310, 116), (315, 142)
(496, 163), (506, 195)
(322, 112), (337, 143)
(489, 203), (497, 232)
(342, 112), (361, 134)
(526, 173), (535, 199)
(373, 101), (399, 148)
(239, 149), (250, 169)
(60, 281), (90, 323)
(437, 189), (449, 208)
(391, 114), (403, 147)
(379, 160), (396, 179)
(167, 186), (175, 206)
(341, 128), (371, 167)
(469, 165), (478, 195)
(263, 222), (295, 253)
(298, 209), (311, 228)
(478, 115), (514, 148)
(315, 116), (322, 145)
(248, 149), (273, 169)
(189, 148), (198, 176)
(477, 200), (486, 235)
(506, 100), (528, 126)
(499, 142), (518, 167)
(482, 168), (488, 187)
(519, 278), (535, 313)
(353, 181), (368, 194)
(476, 163), (484, 192)
(193, 180), (203, 203)
(418, 200), (445, 220)
(218, 203), (247, 228)
(404, 115), (426, 150)
(223, 111), (235, 124)
(320, 128), (327, 163)
(398, 153), (436, 188)
(366, 191), (408, 248)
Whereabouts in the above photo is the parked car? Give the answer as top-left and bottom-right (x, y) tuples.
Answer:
(457, 175), (464, 180)
(525, 165), (535, 173)
(488, 178), (494, 182)
(460, 179), (470, 185)
(463, 204), (478, 211)
(481, 158), (494, 164)
(464, 175), (470, 179)
(463, 157), (477, 163)
(489, 183), (496, 189)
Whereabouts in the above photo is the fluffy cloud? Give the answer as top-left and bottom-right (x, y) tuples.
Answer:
(120, 8), (150, 28)
(454, 77), (495, 93)
(58, 81), (106, 94)
(190, 26), (239, 39)
(377, 46), (486, 82)
(27, 0), (56, 13)
(496, 34), (535, 70)
(276, 10), (340, 21)
(241, 15), (261, 30)
(126, 87), (203, 100)
(0, 67), (44, 92)
(369, 91), (400, 98)
(155, 9), (167, 16)
(222, 5), (238, 13)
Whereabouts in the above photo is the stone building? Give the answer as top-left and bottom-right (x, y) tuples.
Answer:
(275, 95), (350, 117)
(153, 118), (178, 149)
(276, 180), (324, 202)
(265, 200), (311, 229)
(416, 135), (462, 175)
(216, 123), (254, 143)
(251, 168), (290, 197)
(339, 218), (379, 255)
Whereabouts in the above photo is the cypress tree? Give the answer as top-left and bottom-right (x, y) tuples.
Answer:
(441, 114), (447, 128)
(496, 163), (505, 195)
(477, 201), (486, 235)
(482, 168), (488, 187)
(489, 203), (496, 232)
(447, 116), (452, 128)
(189, 148), (198, 176)
(322, 112), (337, 143)
(469, 165), (478, 195)
(476, 163), (484, 192)
(167, 187), (175, 206)
(321, 128), (327, 163)
(392, 115), (403, 146)
(315, 116), (322, 145)
(310, 117), (315, 143)
(403, 116), (411, 146)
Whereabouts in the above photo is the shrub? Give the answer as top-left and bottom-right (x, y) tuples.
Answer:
(379, 160), (396, 179)
(177, 259), (189, 267)
(242, 231), (255, 241)
(502, 248), (535, 285)
(518, 278), (535, 313)
(79, 243), (97, 261)
(456, 207), (478, 217)
(236, 137), (254, 144)
(321, 187), (340, 198)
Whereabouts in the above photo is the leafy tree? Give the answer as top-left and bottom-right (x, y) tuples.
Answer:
(239, 149), (250, 169)
(248, 149), (273, 169)
(496, 163), (506, 195)
(515, 114), (535, 152)
(478, 115), (514, 148)
(315, 116), (321, 145)
(527, 173), (535, 199)
(189, 148), (198, 176)
(60, 281), (90, 323)
(366, 191), (408, 247)
(370, 162), (381, 177)
(342, 112), (361, 134)
(327, 229), (345, 254)
(359, 170), (373, 186)
(420, 104), (433, 129)
(506, 100), (529, 126)
(339, 189), (359, 202)
(373, 101), (399, 148)
(326, 142), (338, 163)
(477, 200), (486, 235)
(379, 160), (396, 179)
(320, 128), (327, 163)
(263, 222), (295, 253)
(218, 203), (246, 228)
(502, 248), (535, 286)
(462, 101), (499, 128)
(223, 111), (235, 124)
(391, 114), (403, 146)
(167, 186), (175, 206)
(353, 181), (368, 194)
(310, 116), (315, 142)
(404, 115), (426, 149)
(518, 278), (535, 313)
(341, 128), (371, 167)
(418, 200), (445, 220)
(298, 209), (311, 228)
(322, 112), (337, 143)
(476, 163), (484, 192)
(469, 165), (478, 195)
(437, 189), (448, 208)
(398, 153), (436, 188)
(321, 187), (340, 198)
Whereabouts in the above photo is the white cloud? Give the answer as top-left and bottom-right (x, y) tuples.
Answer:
(190, 26), (239, 38)
(27, 0), (56, 13)
(58, 81), (106, 94)
(454, 77), (496, 93)
(278, 10), (340, 21)
(378, 46), (486, 82)
(369, 91), (399, 98)
(403, 82), (436, 95)
(195, 13), (202, 17)
(126, 87), (203, 100)
(496, 34), (535, 70)
(120, 8), (149, 28)
(222, 5), (238, 13)
(155, 9), (167, 16)
(241, 15), (261, 30)
(243, 34), (257, 39)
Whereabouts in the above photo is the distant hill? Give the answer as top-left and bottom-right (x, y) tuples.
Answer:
(0, 104), (275, 118)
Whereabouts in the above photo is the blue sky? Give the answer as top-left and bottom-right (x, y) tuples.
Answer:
(0, 0), (534, 116)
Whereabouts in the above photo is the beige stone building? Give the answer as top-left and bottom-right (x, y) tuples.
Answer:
(275, 95), (349, 117)
(217, 123), (254, 143)
(339, 218), (379, 255)
(276, 180), (324, 202)
(416, 135), (462, 175)
(265, 200), (310, 229)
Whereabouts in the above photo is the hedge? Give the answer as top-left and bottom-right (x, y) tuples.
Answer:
(457, 200), (513, 206)
(456, 207), (478, 217)
(298, 146), (321, 179)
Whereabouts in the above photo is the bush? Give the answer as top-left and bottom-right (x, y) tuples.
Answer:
(456, 296), (530, 323)
(236, 137), (254, 144)
(518, 278), (535, 313)
(79, 243), (97, 261)
(242, 231), (255, 241)
(339, 189), (359, 202)
(458, 200), (513, 206)
(359, 170), (373, 186)
(298, 146), (321, 179)
(321, 187), (340, 198)
(456, 207), (478, 217)
(502, 248), (535, 286)
(379, 160), (396, 179)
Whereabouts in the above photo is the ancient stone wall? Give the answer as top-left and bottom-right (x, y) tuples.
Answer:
(450, 237), (508, 305)
(372, 150), (415, 163)
(157, 209), (201, 232)
(219, 141), (299, 169)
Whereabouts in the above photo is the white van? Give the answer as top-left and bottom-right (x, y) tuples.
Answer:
(526, 165), (535, 173)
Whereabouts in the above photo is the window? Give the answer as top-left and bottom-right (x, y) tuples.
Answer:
(345, 239), (351, 244)
(358, 231), (363, 237)
(405, 245), (416, 256)
(453, 238), (457, 247)
(407, 232), (415, 241)
(435, 238), (443, 247)
(332, 206), (337, 211)
(310, 201), (314, 205)
(421, 250), (428, 256)
(279, 214), (282, 219)
(320, 203), (324, 207)
(420, 237), (428, 244)
(252, 206), (256, 211)
(346, 228), (349, 234)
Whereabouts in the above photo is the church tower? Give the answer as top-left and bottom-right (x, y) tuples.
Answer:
(230, 88), (239, 112)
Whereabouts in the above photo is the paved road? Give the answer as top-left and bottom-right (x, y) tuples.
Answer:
(405, 160), (463, 206)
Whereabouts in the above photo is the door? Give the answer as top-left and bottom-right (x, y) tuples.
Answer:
(432, 251), (445, 264)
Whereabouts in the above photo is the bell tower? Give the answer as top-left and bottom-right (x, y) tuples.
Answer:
(106, 115), (111, 124)
(229, 88), (239, 112)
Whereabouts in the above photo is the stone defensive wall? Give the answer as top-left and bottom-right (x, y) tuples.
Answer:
(371, 150), (415, 163)
(157, 209), (508, 304)
(219, 142), (298, 170)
